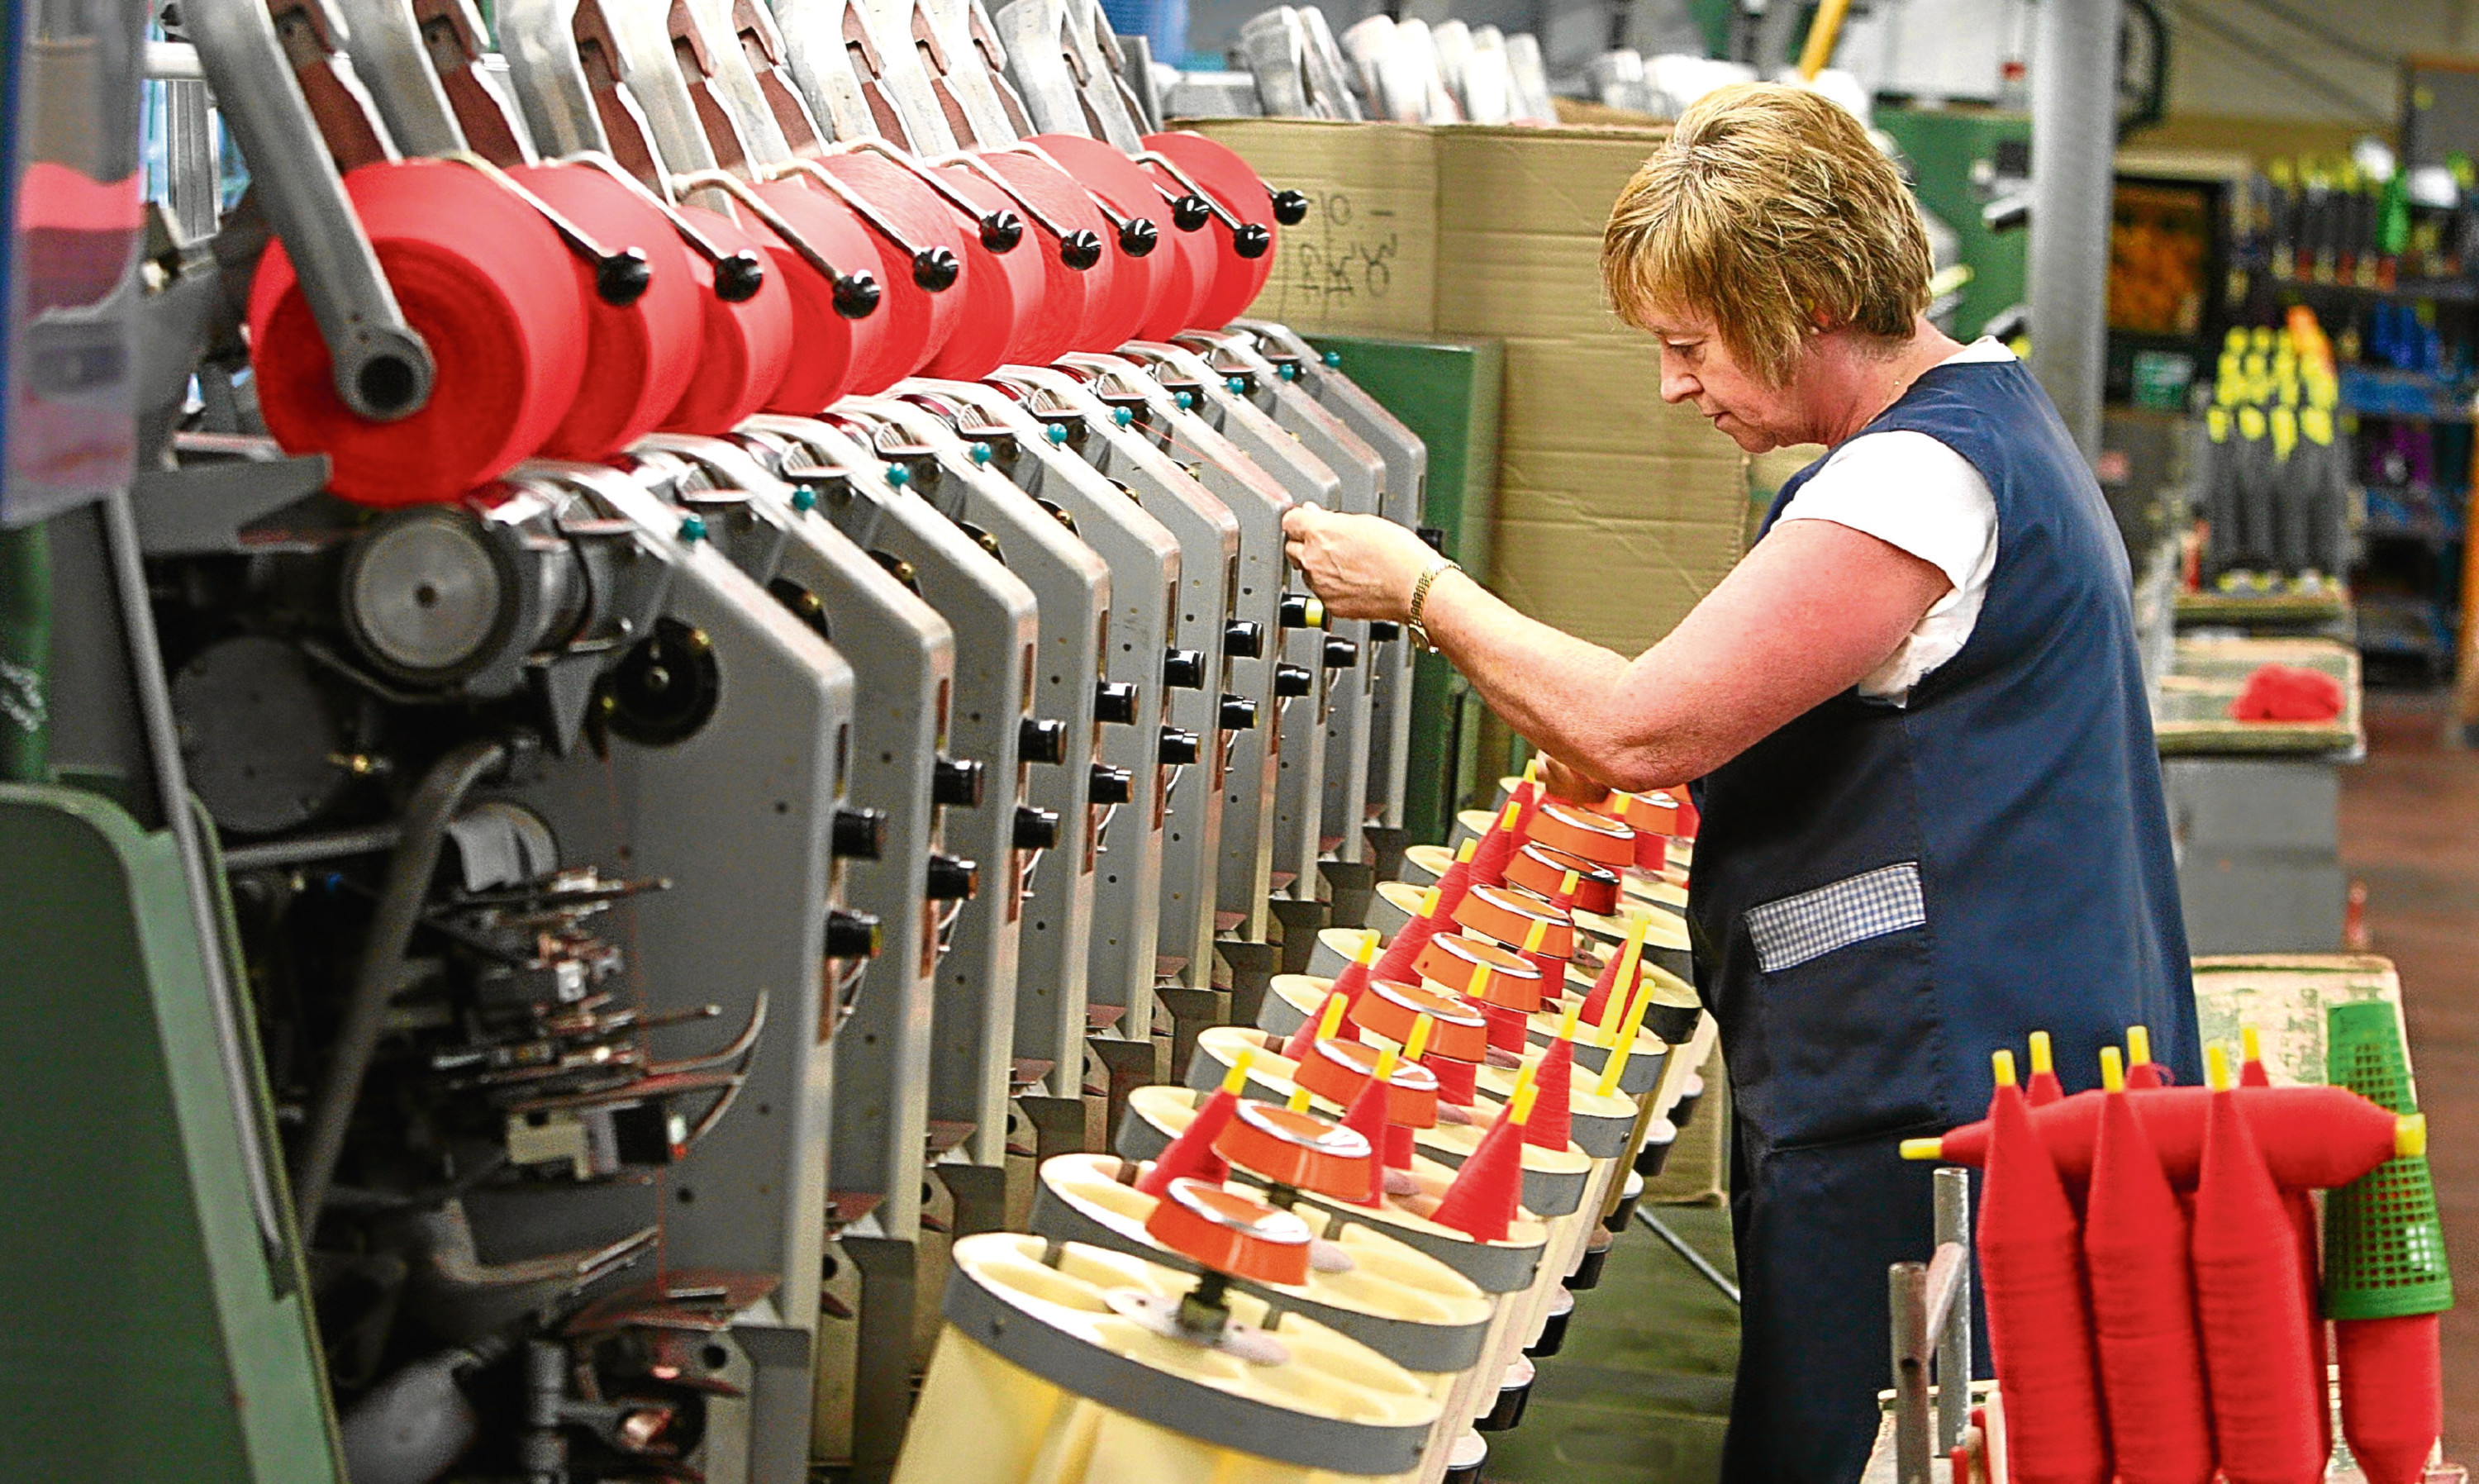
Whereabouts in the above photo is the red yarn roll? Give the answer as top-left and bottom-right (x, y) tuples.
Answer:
(964, 151), (1109, 365)
(1522, 1038), (1575, 1152)
(1482, 1001), (1530, 1054)
(1132, 185), (1215, 340)
(2027, 1067), (2065, 1107)
(1370, 912), (1442, 985)
(1136, 1082), (1239, 1196)
(1384, 1123), (1416, 1169)
(2336, 1314), (2442, 1484)
(1634, 828), (1668, 873)
(1430, 855), (1477, 917)
(1029, 134), (1175, 350)
(1429, 1099), (1525, 1242)
(1281, 990), (1349, 1063)
(1511, 778), (1547, 844)
(2128, 1059), (2172, 1089)
(1576, 946), (1629, 1028)
(1925, 1085), (2402, 1192)
(2083, 1085), (2215, 1484)
(250, 159), (587, 506)
(660, 202), (794, 435)
(1142, 131), (1278, 327)
(1673, 793), (1700, 838)
(1341, 1070), (1392, 1206)
(2193, 1083), (2325, 1483)
(806, 155), (969, 391)
(1978, 1076), (2110, 1484)
(1330, 949), (1373, 1010)
(1470, 815), (1521, 888)
(918, 165), (1046, 380)
(1423, 1052), (1477, 1106)
(508, 164), (700, 460)
(2286, 1189), (2332, 1454)
(745, 180), (879, 415)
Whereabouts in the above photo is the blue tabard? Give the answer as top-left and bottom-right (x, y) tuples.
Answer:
(1686, 356), (2200, 1484)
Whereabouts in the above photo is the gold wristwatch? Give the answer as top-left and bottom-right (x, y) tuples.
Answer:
(1406, 555), (1460, 653)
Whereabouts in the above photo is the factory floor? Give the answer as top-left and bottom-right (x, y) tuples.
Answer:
(1482, 1203), (1739, 1483)
(1487, 687), (2479, 1479)
(2339, 688), (2479, 1453)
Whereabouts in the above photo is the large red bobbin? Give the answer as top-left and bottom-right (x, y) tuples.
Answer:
(803, 154), (973, 392)
(660, 202), (795, 435)
(250, 159), (588, 506)
(1030, 133), (1179, 350)
(921, 164), (1049, 379)
(507, 163), (700, 459)
(1141, 131), (1282, 331)
(965, 150), (1116, 367)
(744, 179), (888, 414)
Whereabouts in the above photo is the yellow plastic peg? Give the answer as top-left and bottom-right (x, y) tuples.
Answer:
(1594, 969), (1659, 1098)
(1403, 1014), (1435, 1063)
(1992, 1049), (2018, 1087)
(2204, 1043), (2232, 1092)
(1224, 1047), (1255, 1094)
(1287, 1083), (1314, 1114)
(1316, 989), (1350, 1043)
(2126, 1024), (2154, 1071)
(2099, 1045), (2125, 1093)
(2028, 1030), (2053, 1078)
(1597, 920), (1648, 1046)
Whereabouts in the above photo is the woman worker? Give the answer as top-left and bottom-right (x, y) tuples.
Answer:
(1282, 83), (2201, 1483)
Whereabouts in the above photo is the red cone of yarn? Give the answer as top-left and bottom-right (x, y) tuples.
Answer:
(2026, 1033), (2066, 1108)
(804, 154), (968, 391)
(1282, 990), (1349, 1063)
(1371, 911), (1444, 986)
(1672, 792), (1700, 839)
(1522, 1039), (1575, 1152)
(2083, 1057), (2215, 1484)
(1430, 854), (1478, 918)
(1330, 944), (1376, 1011)
(1977, 1054), (2111, 1484)
(2337, 1314), (2443, 1484)
(1430, 1096), (1527, 1243)
(1481, 1002), (1530, 1054)
(2241, 1033), (2334, 1457)
(1917, 1084), (2405, 1194)
(1423, 1052), (1478, 1106)
(2192, 1056), (2324, 1484)
(1135, 1082), (1240, 1196)
(1340, 1070), (1393, 1206)
(1577, 947), (1629, 1028)
(1470, 811), (1522, 888)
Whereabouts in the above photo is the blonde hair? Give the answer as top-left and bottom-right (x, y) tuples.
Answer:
(1601, 83), (1933, 385)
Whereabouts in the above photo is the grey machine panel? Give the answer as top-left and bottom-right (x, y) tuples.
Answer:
(1238, 318), (1426, 835)
(909, 378), (1182, 1058)
(1008, 364), (1243, 992)
(1116, 341), (1335, 933)
(495, 463), (853, 1484)
(840, 393), (1116, 1115)
(1183, 329), (1382, 884)
(741, 417), (1040, 1176)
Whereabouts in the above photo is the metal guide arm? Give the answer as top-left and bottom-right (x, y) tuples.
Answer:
(330, 0), (466, 156)
(188, 0), (435, 420)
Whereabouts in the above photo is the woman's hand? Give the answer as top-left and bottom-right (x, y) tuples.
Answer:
(1282, 503), (1439, 621)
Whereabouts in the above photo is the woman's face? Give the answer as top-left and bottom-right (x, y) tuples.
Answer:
(1644, 304), (1804, 452)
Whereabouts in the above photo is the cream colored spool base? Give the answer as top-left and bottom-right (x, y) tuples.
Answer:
(1260, 968), (1676, 1100)
(897, 1234), (1439, 1484)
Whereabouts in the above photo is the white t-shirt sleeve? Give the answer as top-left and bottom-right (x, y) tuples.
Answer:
(1772, 428), (2000, 703)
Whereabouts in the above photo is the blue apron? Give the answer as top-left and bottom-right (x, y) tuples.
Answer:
(1687, 357), (2200, 1484)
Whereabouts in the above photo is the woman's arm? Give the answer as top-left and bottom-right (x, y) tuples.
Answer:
(1282, 506), (1952, 792)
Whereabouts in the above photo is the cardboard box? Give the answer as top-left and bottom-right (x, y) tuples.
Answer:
(1187, 118), (1755, 659)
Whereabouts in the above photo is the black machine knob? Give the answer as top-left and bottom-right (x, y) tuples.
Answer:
(1232, 221), (1272, 259)
(1059, 230), (1104, 270)
(825, 906), (882, 958)
(1162, 648), (1206, 690)
(1013, 804), (1060, 850)
(1019, 716), (1068, 765)
(1368, 621), (1401, 644)
(1158, 726), (1200, 765)
(1270, 188), (1310, 226)
(1220, 693), (1259, 731)
(1273, 663), (1314, 697)
(711, 249), (765, 302)
(911, 245), (962, 292)
(925, 852), (978, 901)
(933, 754), (986, 808)
(1118, 216), (1159, 257)
(978, 210), (1024, 253)
(1222, 620), (1263, 659)
(1323, 636), (1360, 669)
(1088, 763), (1135, 805)
(1278, 592), (1325, 630)
(832, 806), (887, 860)
(1170, 193), (1212, 231)
(1094, 680), (1140, 725)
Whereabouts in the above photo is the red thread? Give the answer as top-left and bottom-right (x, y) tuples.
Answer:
(2335, 1314), (2442, 1484)
(805, 155), (968, 391)
(1371, 911), (1442, 986)
(964, 152), (1106, 365)
(746, 180), (879, 414)
(1135, 1082), (1238, 1196)
(659, 202), (794, 435)
(918, 165), (1044, 380)
(1523, 1037), (1574, 1152)
(1429, 1099), (1525, 1242)
(1030, 134), (1175, 350)
(1927, 1085), (2401, 1192)
(1141, 131), (1278, 328)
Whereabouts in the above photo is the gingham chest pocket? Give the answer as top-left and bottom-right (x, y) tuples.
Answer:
(1744, 862), (1926, 973)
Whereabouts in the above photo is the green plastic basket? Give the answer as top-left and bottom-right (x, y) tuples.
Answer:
(2322, 1001), (2453, 1320)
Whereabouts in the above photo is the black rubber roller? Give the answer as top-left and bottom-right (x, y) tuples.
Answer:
(832, 806), (886, 861)
(932, 754), (985, 808)
(925, 853), (978, 901)
(824, 906), (880, 958)
(1222, 619), (1263, 659)
(1219, 694), (1258, 731)
(1162, 648), (1206, 690)
(1018, 716), (1068, 765)
(1012, 804), (1059, 851)
(1088, 763), (1134, 805)
(1159, 726), (1200, 765)
(1095, 680), (1140, 725)
(1273, 664), (1313, 698)
(1322, 636), (1358, 669)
